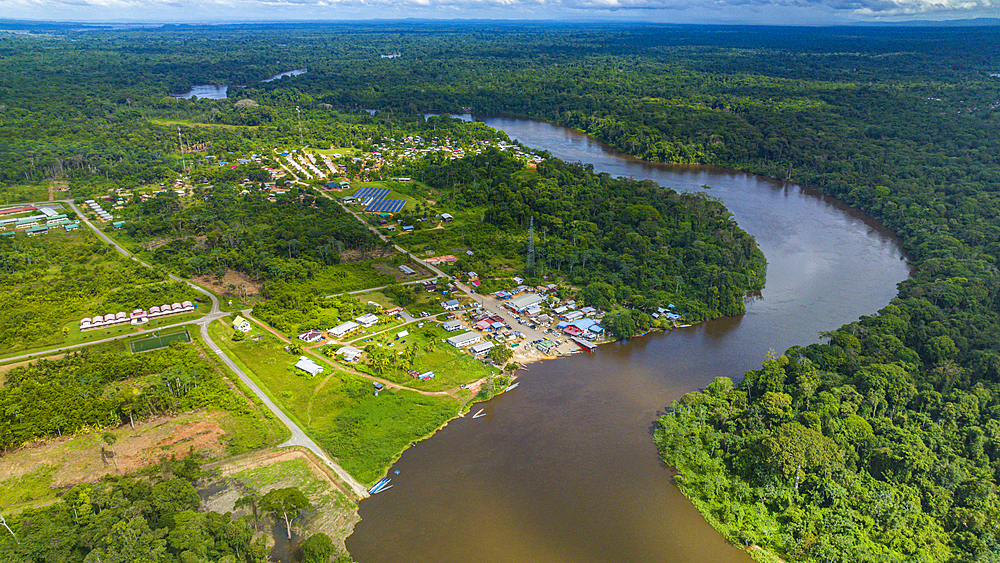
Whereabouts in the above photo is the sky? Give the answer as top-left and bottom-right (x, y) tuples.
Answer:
(2, 0), (999, 26)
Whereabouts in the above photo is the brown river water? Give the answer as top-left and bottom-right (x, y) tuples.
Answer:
(345, 117), (911, 563)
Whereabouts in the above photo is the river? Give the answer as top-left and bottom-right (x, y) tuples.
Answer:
(345, 116), (911, 563)
(171, 69), (308, 99)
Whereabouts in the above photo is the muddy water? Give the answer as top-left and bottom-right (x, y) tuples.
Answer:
(346, 117), (911, 563)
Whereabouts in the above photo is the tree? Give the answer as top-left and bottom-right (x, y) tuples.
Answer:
(102, 432), (119, 472)
(300, 532), (335, 563)
(487, 343), (513, 365)
(260, 487), (312, 540)
(234, 484), (262, 531)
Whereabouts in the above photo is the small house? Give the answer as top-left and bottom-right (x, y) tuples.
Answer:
(294, 356), (324, 377)
(399, 265), (416, 275)
(355, 313), (380, 328)
(442, 319), (464, 332)
(233, 316), (252, 333)
(442, 299), (461, 311)
(469, 341), (494, 356)
(336, 346), (363, 362)
(440, 213), (454, 223)
(298, 330), (324, 343)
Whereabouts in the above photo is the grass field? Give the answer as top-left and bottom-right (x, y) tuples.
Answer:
(0, 183), (51, 204)
(355, 321), (494, 392)
(209, 319), (460, 484)
(290, 262), (396, 297)
(130, 330), (192, 352)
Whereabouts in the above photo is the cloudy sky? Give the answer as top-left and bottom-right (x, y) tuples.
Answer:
(2, 0), (999, 25)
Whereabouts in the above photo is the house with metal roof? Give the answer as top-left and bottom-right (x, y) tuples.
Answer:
(298, 330), (324, 343)
(233, 316), (252, 333)
(447, 331), (481, 348)
(336, 346), (363, 362)
(294, 356), (324, 377)
(506, 293), (546, 313)
(328, 321), (360, 338)
(469, 341), (494, 356)
(355, 313), (380, 327)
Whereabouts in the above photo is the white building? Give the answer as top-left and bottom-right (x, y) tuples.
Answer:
(355, 313), (380, 328)
(507, 293), (546, 313)
(232, 316), (252, 333)
(469, 341), (494, 356)
(446, 331), (481, 348)
(328, 321), (360, 338)
(294, 356), (324, 376)
(442, 299), (461, 311)
(442, 319), (464, 332)
(336, 346), (363, 362)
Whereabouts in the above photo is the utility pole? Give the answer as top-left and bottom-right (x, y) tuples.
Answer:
(526, 215), (535, 274)
(296, 106), (303, 146)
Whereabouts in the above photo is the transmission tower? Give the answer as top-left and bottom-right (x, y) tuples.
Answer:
(526, 215), (535, 273)
(177, 126), (187, 174)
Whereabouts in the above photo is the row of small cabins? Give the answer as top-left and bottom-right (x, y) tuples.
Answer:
(80, 301), (195, 331)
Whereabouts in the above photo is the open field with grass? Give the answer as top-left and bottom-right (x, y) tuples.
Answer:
(352, 321), (494, 392)
(209, 319), (461, 484)
(0, 183), (51, 204)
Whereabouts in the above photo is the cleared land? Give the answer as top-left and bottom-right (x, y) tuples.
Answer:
(202, 448), (360, 554)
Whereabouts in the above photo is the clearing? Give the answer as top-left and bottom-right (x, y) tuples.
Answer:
(201, 447), (360, 553)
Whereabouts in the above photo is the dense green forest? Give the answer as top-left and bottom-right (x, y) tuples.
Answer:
(3, 21), (1000, 562)
(0, 469), (348, 563)
(118, 186), (389, 284)
(414, 149), (765, 317)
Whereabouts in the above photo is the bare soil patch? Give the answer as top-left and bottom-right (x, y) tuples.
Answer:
(193, 269), (263, 296)
(0, 410), (231, 492)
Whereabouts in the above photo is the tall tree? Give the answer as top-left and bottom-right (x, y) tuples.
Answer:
(260, 487), (312, 540)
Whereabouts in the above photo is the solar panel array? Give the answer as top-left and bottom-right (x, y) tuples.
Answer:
(366, 198), (407, 213)
(353, 187), (391, 201)
(351, 187), (406, 214)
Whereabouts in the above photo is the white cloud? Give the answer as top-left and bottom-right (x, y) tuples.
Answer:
(3, 0), (998, 22)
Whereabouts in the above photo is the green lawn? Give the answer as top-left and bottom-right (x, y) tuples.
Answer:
(355, 322), (493, 392)
(209, 320), (460, 484)
(0, 183), (50, 204)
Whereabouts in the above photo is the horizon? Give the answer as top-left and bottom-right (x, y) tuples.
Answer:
(2, 0), (999, 28)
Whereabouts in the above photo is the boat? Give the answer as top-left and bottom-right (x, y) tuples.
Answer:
(472, 409), (486, 419)
(372, 484), (393, 494)
(368, 477), (390, 495)
(503, 382), (520, 392)
(369, 478), (392, 495)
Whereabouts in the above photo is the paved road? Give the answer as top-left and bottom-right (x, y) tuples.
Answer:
(27, 199), (371, 498)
